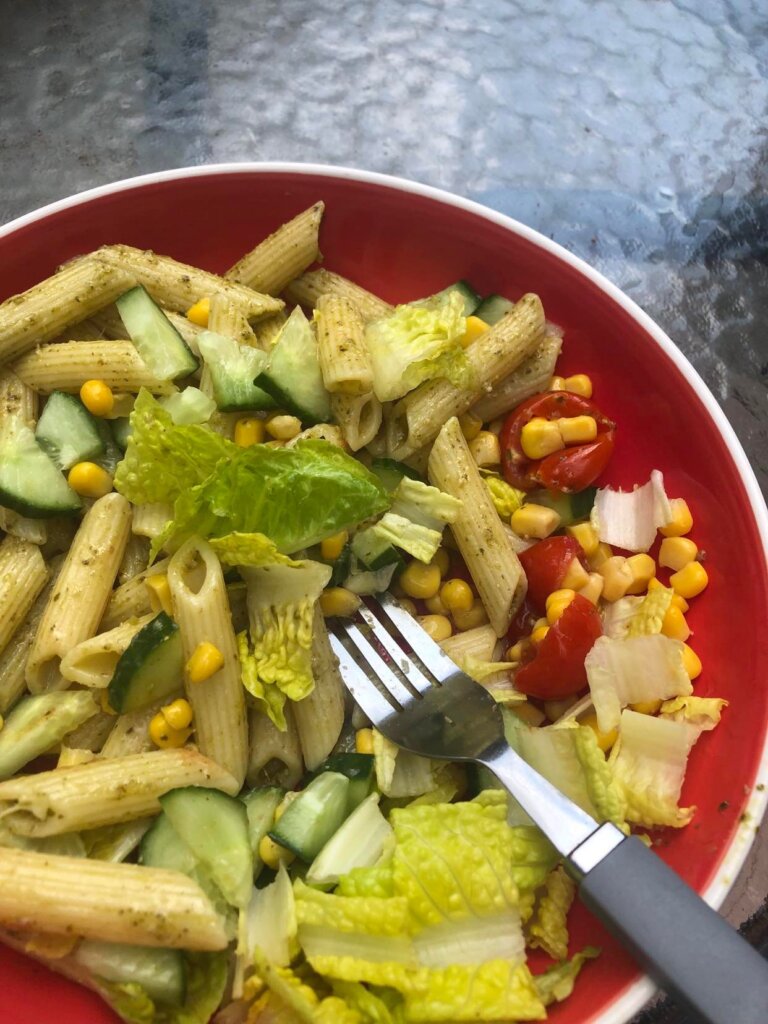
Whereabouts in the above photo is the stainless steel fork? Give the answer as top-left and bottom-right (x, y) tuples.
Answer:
(329, 592), (768, 1024)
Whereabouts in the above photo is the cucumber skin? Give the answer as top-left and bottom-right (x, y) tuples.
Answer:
(35, 391), (104, 471)
(268, 771), (350, 862)
(107, 612), (183, 714)
(117, 286), (199, 381)
(254, 372), (328, 425)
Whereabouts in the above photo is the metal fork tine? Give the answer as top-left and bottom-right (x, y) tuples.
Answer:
(341, 621), (418, 708)
(374, 592), (458, 684)
(329, 634), (398, 725)
(356, 604), (436, 695)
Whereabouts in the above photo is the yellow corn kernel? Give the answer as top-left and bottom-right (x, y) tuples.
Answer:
(266, 414), (302, 440)
(162, 698), (193, 731)
(439, 578), (474, 613)
(258, 834), (294, 870)
(578, 572), (604, 604)
(149, 712), (188, 749)
(355, 728), (374, 755)
(58, 747), (96, 768)
(79, 379), (114, 417)
(145, 574), (173, 617)
(579, 710), (618, 752)
(67, 462), (113, 498)
(648, 576), (689, 611)
(561, 556), (590, 590)
(430, 547), (451, 576)
(452, 599), (489, 631)
(424, 593), (449, 615)
(681, 643), (702, 680)
(319, 587), (361, 617)
(630, 700), (663, 715)
(459, 315), (489, 348)
(458, 412), (483, 441)
(545, 588), (577, 625)
(588, 542), (613, 571)
(320, 530), (349, 561)
(99, 690), (118, 716)
(417, 614), (453, 642)
(563, 374), (593, 399)
(506, 638), (533, 663)
(531, 624), (550, 644)
(186, 297), (210, 327)
(508, 702), (547, 726)
(510, 503), (561, 539)
(399, 598), (418, 616)
(549, 375), (566, 391)
(661, 604), (691, 642)
(399, 561), (442, 600)
(234, 417), (266, 447)
(566, 521), (600, 558)
(625, 553), (657, 595)
(669, 561), (708, 600)
(520, 417), (565, 460)
(659, 537), (698, 572)
(468, 431), (501, 467)
(557, 414), (597, 445)
(598, 555), (634, 602)
(660, 498), (693, 538)
(186, 641), (224, 684)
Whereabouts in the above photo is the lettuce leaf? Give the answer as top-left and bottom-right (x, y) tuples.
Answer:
(389, 477), (462, 532)
(526, 866), (576, 960)
(360, 513), (443, 565)
(660, 695), (728, 731)
(159, 387), (216, 426)
(402, 961), (545, 1021)
(210, 532), (298, 568)
(336, 860), (395, 900)
(373, 730), (437, 798)
(330, 982), (402, 1024)
(626, 586), (674, 637)
(253, 955), (363, 1024)
(591, 469), (672, 552)
(100, 951), (228, 1024)
(534, 947), (600, 1007)
(365, 292), (472, 402)
(483, 474), (525, 519)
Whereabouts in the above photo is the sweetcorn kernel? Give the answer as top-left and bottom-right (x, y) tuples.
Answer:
(417, 614), (453, 641)
(186, 297), (210, 327)
(80, 379), (114, 417)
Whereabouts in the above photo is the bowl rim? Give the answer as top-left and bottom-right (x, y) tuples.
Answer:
(1, 161), (767, 1024)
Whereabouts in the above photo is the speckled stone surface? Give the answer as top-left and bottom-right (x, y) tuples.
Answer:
(1, 0), (767, 1018)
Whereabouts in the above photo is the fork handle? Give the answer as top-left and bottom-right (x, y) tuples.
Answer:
(572, 832), (768, 1023)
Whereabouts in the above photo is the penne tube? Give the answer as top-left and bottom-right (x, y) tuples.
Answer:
(226, 202), (325, 296)
(386, 293), (546, 460)
(49, 318), (106, 343)
(118, 533), (150, 584)
(0, 366), (38, 429)
(330, 392), (382, 451)
(94, 244), (283, 321)
(246, 702), (303, 790)
(429, 417), (527, 636)
(0, 508), (47, 545)
(208, 293), (259, 347)
(293, 613), (346, 771)
(0, 537), (49, 659)
(0, 847), (228, 950)
(471, 329), (563, 422)
(27, 493), (132, 693)
(168, 538), (248, 786)
(12, 340), (174, 395)
(0, 257), (135, 364)
(99, 699), (178, 759)
(314, 293), (373, 395)
(0, 748), (239, 837)
(100, 556), (171, 631)
(440, 624), (499, 663)
(60, 615), (154, 688)
(284, 268), (392, 322)
(286, 423), (346, 449)
(63, 711), (116, 753)
(253, 309), (287, 350)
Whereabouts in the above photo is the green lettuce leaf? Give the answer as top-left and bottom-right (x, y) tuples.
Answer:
(402, 961), (545, 1022)
(330, 981), (402, 1024)
(660, 695), (728, 731)
(534, 947), (600, 1007)
(389, 477), (462, 532)
(626, 585), (674, 637)
(209, 532), (299, 568)
(336, 860), (395, 900)
(365, 292), (472, 402)
(361, 513), (442, 564)
(373, 730), (437, 798)
(159, 387), (216, 426)
(254, 955), (363, 1024)
(483, 474), (525, 519)
(100, 951), (228, 1024)
(526, 866), (576, 960)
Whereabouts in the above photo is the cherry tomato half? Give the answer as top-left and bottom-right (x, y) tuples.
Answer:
(518, 536), (586, 613)
(499, 391), (616, 493)
(514, 594), (602, 700)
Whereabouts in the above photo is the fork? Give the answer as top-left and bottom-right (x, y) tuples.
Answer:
(329, 593), (768, 1024)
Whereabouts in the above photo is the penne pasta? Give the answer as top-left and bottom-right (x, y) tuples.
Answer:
(0, 847), (228, 950)
(293, 612), (346, 771)
(0, 537), (49, 660)
(99, 699), (177, 759)
(440, 624), (499, 663)
(330, 392), (382, 451)
(63, 711), (116, 754)
(59, 615), (154, 688)
(314, 293), (373, 395)
(253, 309), (287, 350)
(100, 556), (171, 631)
(167, 538), (248, 786)
(428, 417), (527, 636)
(26, 493), (132, 693)
(12, 340), (174, 395)
(386, 293), (546, 460)
(93, 244), (283, 321)
(0, 508), (47, 545)
(246, 702), (303, 790)
(471, 329), (563, 422)
(0, 366), (38, 429)
(0, 748), (239, 837)
(117, 533), (150, 584)
(284, 268), (392, 322)
(226, 202), (325, 296)
(208, 293), (259, 347)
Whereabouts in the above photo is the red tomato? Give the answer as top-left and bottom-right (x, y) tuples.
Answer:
(514, 594), (602, 700)
(518, 536), (585, 612)
(499, 391), (615, 493)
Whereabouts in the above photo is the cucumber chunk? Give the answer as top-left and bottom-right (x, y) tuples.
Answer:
(351, 528), (404, 572)
(196, 331), (275, 412)
(328, 541), (353, 587)
(429, 279), (482, 316)
(160, 787), (253, 909)
(74, 941), (186, 1006)
(268, 771), (350, 862)
(370, 457), (423, 492)
(307, 793), (393, 886)
(35, 391), (104, 470)
(107, 612), (183, 714)
(0, 691), (97, 780)
(474, 294), (516, 325)
(111, 417), (132, 450)
(242, 786), (284, 879)
(526, 487), (596, 527)
(0, 423), (82, 517)
(313, 753), (374, 811)
(116, 286), (199, 381)
(254, 306), (330, 424)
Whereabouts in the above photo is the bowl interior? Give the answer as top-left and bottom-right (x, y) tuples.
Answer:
(1, 167), (766, 1024)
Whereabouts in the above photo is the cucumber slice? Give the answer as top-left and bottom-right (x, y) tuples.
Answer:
(111, 417), (132, 450)
(196, 331), (275, 412)
(0, 423), (82, 517)
(107, 612), (183, 714)
(370, 457), (423, 492)
(116, 286), (199, 381)
(313, 753), (374, 811)
(242, 786), (284, 879)
(74, 941), (186, 1006)
(95, 419), (123, 475)
(268, 771), (350, 862)
(351, 528), (403, 571)
(254, 306), (330, 424)
(474, 294), (516, 325)
(526, 487), (596, 527)
(160, 787), (253, 909)
(430, 279), (482, 316)
(35, 392), (104, 471)
(328, 541), (353, 587)
(0, 691), (97, 780)
(306, 793), (393, 886)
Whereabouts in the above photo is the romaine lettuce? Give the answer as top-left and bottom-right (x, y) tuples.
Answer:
(253, 955), (363, 1024)
(534, 947), (600, 1007)
(483, 474), (525, 519)
(389, 477), (462, 532)
(591, 470), (672, 552)
(660, 695), (728, 731)
(526, 866), (575, 960)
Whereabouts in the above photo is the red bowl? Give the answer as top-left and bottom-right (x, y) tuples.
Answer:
(0, 165), (766, 1024)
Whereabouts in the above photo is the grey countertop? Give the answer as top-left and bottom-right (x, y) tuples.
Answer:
(2, 0), (767, 1019)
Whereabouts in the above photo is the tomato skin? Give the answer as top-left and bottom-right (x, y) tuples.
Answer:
(499, 391), (615, 493)
(518, 536), (584, 612)
(514, 594), (602, 700)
